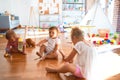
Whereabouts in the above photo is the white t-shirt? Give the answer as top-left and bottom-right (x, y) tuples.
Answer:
(74, 41), (97, 80)
(45, 37), (60, 54)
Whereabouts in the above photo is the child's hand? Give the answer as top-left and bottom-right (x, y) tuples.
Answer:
(36, 43), (41, 46)
(63, 58), (68, 62)
(64, 58), (73, 63)
(36, 43), (39, 46)
(41, 56), (46, 60)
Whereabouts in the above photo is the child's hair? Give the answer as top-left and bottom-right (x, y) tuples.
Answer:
(71, 27), (84, 40)
(49, 26), (59, 33)
(5, 29), (17, 40)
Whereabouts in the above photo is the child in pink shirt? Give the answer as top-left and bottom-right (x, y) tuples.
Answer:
(4, 30), (26, 57)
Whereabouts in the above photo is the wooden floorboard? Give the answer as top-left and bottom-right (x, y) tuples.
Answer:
(0, 36), (120, 80)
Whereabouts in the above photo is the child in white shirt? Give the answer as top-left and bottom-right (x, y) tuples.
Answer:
(46, 27), (97, 80)
(36, 26), (65, 60)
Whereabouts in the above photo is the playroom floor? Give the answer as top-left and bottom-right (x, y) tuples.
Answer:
(0, 30), (120, 80)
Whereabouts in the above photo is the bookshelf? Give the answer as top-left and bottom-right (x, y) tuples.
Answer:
(38, 0), (60, 29)
(62, 0), (86, 27)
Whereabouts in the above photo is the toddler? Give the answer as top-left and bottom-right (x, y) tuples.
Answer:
(4, 30), (26, 57)
(4, 30), (35, 57)
(36, 26), (65, 60)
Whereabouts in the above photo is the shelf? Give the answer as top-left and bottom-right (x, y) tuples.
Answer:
(38, 0), (60, 27)
(63, 2), (84, 4)
(62, 9), (82, 11)
(39, 14), (59, 16)
(40, 21), (59, 22)
(62, 0), (85, 26)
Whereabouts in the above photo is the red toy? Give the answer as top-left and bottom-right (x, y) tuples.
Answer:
(118, 41), (120, 45)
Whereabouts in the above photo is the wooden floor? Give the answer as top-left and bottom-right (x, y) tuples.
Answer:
(0, 34), (120, 80)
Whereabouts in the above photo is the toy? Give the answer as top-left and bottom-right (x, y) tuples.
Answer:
(110, 39), (116, 45)
(118, 41), (120, 45)
(4, 53), (10, 57)
(92, 34), (95, 37)
(18, 38), (24, 52)
(113, 33), (118, 39)
(106, 33), (108, 38)
(26, 38), (35, 48)
(93, 38), (117, 45)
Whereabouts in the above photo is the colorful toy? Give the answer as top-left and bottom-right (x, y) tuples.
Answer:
(92, 34), (95, 37)
(93, 41), (96, 44)
(93, 38), (117, 45)
(109, 33), (113, 37)
(106, 39), (110, 43)
(110, 39), (116, 45)
(118, 41), (120, 45)
(113, 33), (118, 39)
(106, 33), (109, 39)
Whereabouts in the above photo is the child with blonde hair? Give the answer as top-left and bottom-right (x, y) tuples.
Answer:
(46, 27), (97, 80)
(36, 26), (65, 60)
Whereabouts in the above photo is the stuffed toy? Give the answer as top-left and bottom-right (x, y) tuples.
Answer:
(26, 38), (35, 48)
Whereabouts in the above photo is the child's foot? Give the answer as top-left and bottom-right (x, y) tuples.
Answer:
(36, 52), (42, 58)
(59, 50), (65, 60)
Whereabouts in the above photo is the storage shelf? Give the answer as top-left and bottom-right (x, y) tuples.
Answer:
(40, 21), (59, 22)
(39, 14), (59, 16)
(63, 2), (84, 4)
(38, 0), (60, 27)
(62, 0), (86, 25)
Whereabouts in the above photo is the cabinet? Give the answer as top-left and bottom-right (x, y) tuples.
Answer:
(62, 0), (86, 27)
(0, 16), (20, 30)
(38, 0), (60, 28)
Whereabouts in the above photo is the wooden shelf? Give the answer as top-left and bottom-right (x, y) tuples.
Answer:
(62, 0), (85, 25)
(39, 0), (60, 27)
(63, 2), (84, 4)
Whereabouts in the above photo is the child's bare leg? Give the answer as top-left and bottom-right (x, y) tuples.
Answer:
(36, 45), (46, 57)
(46, 62), (76, 73)
(59, 49), (65, 59)
(45, 52), (58, 59)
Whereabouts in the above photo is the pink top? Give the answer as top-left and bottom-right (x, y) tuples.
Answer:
(6, 38), (19, 52)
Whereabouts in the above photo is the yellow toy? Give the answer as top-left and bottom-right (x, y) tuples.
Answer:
(4, 53), (10, 57)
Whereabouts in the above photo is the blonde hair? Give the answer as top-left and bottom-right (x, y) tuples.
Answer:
(71, 27), (84, 41)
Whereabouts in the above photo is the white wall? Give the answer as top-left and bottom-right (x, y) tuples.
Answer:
(99, 0), (114, 25)
(0, 0), (39, 27)
(107, 0), (114, 25)
(0, 0), (11, 13)
(0, 0), (114, 27)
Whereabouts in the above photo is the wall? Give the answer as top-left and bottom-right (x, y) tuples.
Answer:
(107, 0), (115, 24)
(0, 0), (116, 28)
(86, 0), (95, 12)
(0, 0), (39, 27)
(0, 0), (11, 13)
(113, 0), (120, 32)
